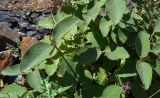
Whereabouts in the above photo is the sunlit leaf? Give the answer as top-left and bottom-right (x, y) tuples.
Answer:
(86, 31), (108, 49)
(151, 60), (160, 76)
(99, 17), (112, 37)
(27, 69), (43, 92)
(96, 67), (107, 86)
(37, 17), (54, 29)
(135, 31), (150, 57)
(57, 85), (72, 94)
(154, 18), (160, 32)
(106, 0), (126, 25)
(136, 61), (152, 90)
(2, 64), (22, 76)
(0, 83), (27, 98)
(118, 30), (128, 44)
(102, 85), (123, 98)
(83, 0), (105, 24)
(84, 70), (92, 80)
(20, 42), (53, 72)
(151, 43), (160, 54)
(52, 16), (79, 43)
(131, 12), (143, 20)
(118, 73), (137, 78)
(45, 59), (59, 76)
(105, 46), (129, 60)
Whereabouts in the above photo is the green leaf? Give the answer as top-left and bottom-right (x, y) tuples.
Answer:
(118, 73), (137, 78)
(77, 21), (88, 33)
(131, 12), (143, 20)
(96, 67), (107, 86)
(59, 56), (79, 86)
(105, 46), (130, 60)
(59, 56), (78, 77)
(106, 0), (126, 25)
(154, 18), (160, 32)
(83, 0), (105, 24)
(134, 31), (150, 57)
(27, 69), (43, 92)
(37, 17), (54, 29)
(136, 61), (152, 90)
(45, 59), (59, 76)
(52, 16), (79, 43)
(1, 64), (22, 76)
(102, 85), (123, 98)
(86, 31), (108, 49)
(111, 31), (117, 44)
(77, 45), (101, 65)
(0, 93), (9, 98)
(41, 35), (52, 44)
(152, 60), (160, 76)
(118, 29), (128, 44)
(20, 42), (53, 72)
(57, 85), (72, 94)
(55, 10), (71, 23)
(63, 25), (78, 40)
(84, 70), (93, 80)
(71, 0), (89, 4)
(151, 43), (160, 54)
(0, 83), (27, 98)
(99, 17), (112, 37)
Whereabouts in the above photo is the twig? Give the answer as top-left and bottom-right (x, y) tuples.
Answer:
(148, 89), (160, 98)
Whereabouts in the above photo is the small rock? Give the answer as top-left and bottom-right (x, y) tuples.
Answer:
(0, 25), (19, 42)
(0, 25), (19, 51)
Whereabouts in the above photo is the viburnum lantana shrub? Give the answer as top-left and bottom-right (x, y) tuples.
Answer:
(1, 0), (160, 98)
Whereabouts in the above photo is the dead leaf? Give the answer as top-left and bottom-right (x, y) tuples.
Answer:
(20, 37), (39, 57)
(0, 50), (13, 71)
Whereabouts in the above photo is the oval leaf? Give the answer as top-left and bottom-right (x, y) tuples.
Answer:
(102, 85), (123, 98)
(134, 31), (150, 57)
(154, 18), (160, 32)
(52, 16), (79, 43)
(151, 43), (160, 54)
(151, 60), (160, 77)
(77, 45), (101, 65)
(106, 0), (126, 25)
(27, 69), (43, 92)
(136, 61), (152, 90)
(0, 83), (27, 98)
(83, 0), (105, 24)
(86, 31), (108, 49)
(45, 59), (59, 76)
(2, 64), (22, 76)
(118, 29), (128, 44)
(20, 42), (53, 72)
(99, 17), (112, 37)
(105, 46), (129, 60)
(37, 17), (54, 29)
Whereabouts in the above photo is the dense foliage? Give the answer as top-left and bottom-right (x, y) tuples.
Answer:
(1, 0), (160, 98)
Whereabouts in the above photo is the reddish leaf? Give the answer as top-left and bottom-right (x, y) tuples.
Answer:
(0, 50), (13, 71)
(20, 37), (39, 57)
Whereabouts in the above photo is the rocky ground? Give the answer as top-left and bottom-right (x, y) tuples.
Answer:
(0, 0), (61, 86)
